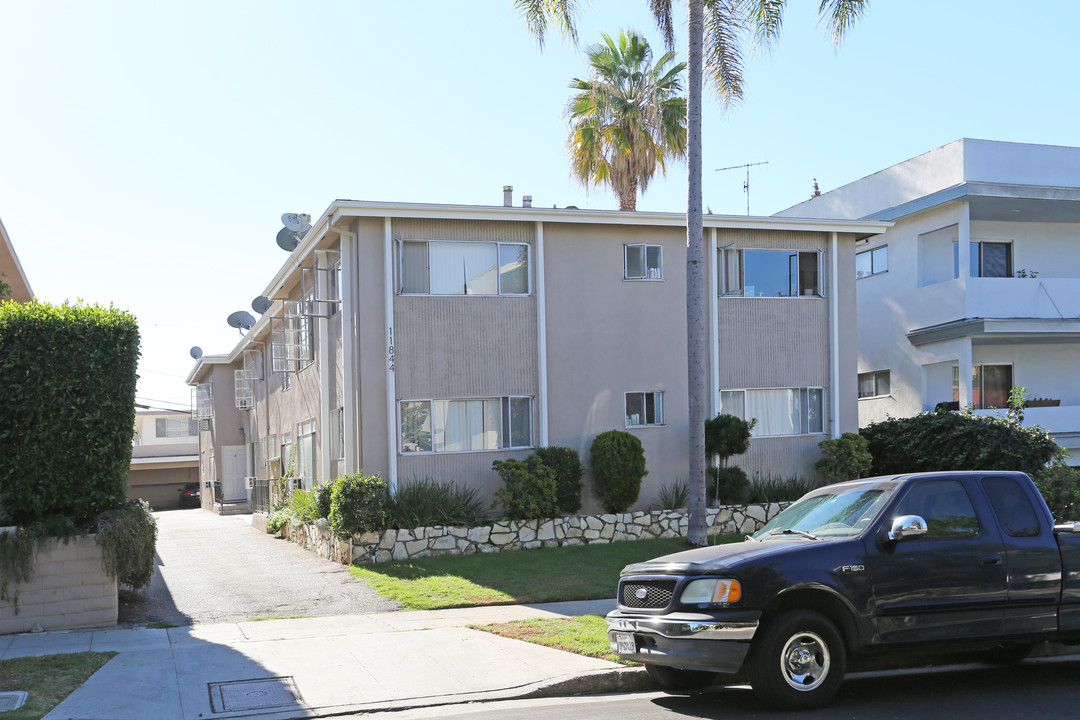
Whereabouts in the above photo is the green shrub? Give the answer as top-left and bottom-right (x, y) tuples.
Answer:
(0, 301), (140, 527)
(816, 432), (872, 484)
(707, 466), (749, 505)
(266, 509), (290, 534)
(861, 409), (1066, 477)
(314, 481), (335, 520)
(329, 474), (390, 538)
(390, 478), (487, 528)
(705, 414), (755, 461)
(746, 474), (815, 504)
(1033, 466), (1080, 522)
(286, 489), (320, 526)
(94, 499), (157, 590)
(655, 478), (689, 510)
(492, 456), (559, 520)
(590, 430), (647, 513)
(533, 446), (585, 514)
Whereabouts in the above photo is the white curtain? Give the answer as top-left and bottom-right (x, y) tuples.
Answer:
(434, 399), (500, 451)
(747, 389), (800, 436)
(430, 242), (498, 295)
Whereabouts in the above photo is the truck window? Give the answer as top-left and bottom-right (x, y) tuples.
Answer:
(895, 480), (980, 539)
(982, 476), (1040, 538)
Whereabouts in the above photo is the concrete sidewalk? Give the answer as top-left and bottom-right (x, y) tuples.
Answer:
(0, 599), (652, 720)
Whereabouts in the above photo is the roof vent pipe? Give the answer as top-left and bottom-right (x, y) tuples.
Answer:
(522, 195), (533, 208)
(503, 185), (513, 207)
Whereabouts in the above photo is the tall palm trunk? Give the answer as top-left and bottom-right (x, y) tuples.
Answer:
(685, 0), (707, 547)
(619, 177), (639, 211)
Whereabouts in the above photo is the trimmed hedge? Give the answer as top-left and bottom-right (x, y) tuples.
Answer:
(0, 301), (140, 527)
(861, 409), (1066, 478)
(493, 456), (559, 520)
(533, 446), (585, 514)
(590, 430), (647, 513)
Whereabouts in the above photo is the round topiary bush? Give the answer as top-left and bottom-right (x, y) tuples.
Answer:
(707, 466), (750, 505)
(590, 430), (647, 513)
(533, 446), (585, 515)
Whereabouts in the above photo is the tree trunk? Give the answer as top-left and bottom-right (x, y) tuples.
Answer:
(684, 0), (707, 547)
(619, 178), (638, 211)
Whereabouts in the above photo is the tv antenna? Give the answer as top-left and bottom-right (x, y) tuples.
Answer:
(189, 346), (203, 360)
(715, 161), (769, 215)
(226, 310), (256, 335)
(251, 296), (273, 315)
(276, 213), (311, 252)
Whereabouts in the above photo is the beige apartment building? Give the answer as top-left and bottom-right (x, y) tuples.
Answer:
(187, 198), (884, 513)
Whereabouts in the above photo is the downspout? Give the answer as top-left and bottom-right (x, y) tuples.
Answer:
(383, 218), (398, 494)
(535, 222), (549, 446)
(829, 232), (841, 439)
(337, 225), (360, 474)
(708, 227), (720, 417)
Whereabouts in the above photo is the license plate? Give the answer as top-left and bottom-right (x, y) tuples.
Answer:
(615, 632), (636, 655)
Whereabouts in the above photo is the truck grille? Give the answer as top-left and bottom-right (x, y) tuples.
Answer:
(620, 579), (677, 609)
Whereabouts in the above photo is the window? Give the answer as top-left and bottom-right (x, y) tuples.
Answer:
(856, 246), (888, 278)
(722, 248), (821, 297)
(954, 241), (1012, 278)
(400, 397), (533, 453)
(399, 241), (530, 296)
(625, 391), (664, 427)
(296, 420), (316, 488)
(330, 407), (344, 461)
(982, 476), (1040, 538)
(156, 416), (197, 438)
(858, 371), (891, 399)
(625, 244), (663, 280)
(721, 388), (824, 436)
(895, 480), (980, 539)
(953, 364), (1012, 409)
(280, 433), (293, 473)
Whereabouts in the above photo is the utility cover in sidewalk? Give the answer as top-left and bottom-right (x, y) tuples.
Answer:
(0, 691), (28, 711)
(208, 677), (303, 713)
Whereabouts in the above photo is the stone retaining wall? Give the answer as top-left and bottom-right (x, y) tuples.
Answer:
(0, 534), (118, 635)
(281, 503), (788, 566)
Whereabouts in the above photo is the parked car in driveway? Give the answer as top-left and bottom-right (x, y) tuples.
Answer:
(177, 482), (200, 508)
(606, 471), (1080, 710)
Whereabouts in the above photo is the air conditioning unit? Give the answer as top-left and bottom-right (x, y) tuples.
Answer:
(245, 477), (256, 490)
(291, 478), (303, 490)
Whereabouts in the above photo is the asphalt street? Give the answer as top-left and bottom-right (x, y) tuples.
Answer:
(118, 508), (400, 626)
(372, 656), (1080, 719)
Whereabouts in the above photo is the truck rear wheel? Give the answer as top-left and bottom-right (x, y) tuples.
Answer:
(644, 664), (718, 692)
(747, 609), (846, 710)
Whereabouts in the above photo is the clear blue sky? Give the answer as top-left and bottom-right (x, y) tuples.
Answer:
(3, 1), (1078, 410)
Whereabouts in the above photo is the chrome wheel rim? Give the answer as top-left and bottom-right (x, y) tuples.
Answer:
(780, 630), (830, 692)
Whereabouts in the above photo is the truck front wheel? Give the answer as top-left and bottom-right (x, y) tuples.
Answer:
(747, 610), (847, 710)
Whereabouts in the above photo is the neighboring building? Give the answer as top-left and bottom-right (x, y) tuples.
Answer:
(128, 409), (199, 509)
(777, 138), (1080, 463)
(0, 216), (33, 303)
(187, 197), (883, 512)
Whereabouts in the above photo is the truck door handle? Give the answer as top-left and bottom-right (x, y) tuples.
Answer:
(980, 554), (1003, 566)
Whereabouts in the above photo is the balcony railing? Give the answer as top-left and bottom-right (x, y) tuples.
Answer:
(966, 277), (1080, 320)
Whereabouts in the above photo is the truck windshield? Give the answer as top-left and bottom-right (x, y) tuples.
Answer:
(752, 482), (897, 540)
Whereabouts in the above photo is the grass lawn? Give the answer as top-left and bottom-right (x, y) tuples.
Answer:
(351, 534), (742, 610)
(475, 615), (632, 665)
(0, 651), (116, 720)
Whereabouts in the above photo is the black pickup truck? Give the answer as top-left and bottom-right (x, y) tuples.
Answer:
(606, 471), (1080, 709)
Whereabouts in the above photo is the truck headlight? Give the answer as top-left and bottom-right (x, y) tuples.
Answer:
(680, 578), (741, 605)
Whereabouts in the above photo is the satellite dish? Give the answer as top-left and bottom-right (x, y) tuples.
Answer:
(281, 213), (311, 232)
(226, 311), (256, 331)
(190, 346), (203, 360)
(252, 296), (272, 314)
(276, 226), (300, 252)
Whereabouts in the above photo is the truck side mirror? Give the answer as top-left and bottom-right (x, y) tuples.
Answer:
(887, 515), (928, 542)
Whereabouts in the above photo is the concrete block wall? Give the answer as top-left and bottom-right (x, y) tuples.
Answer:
(0, 534), (118, 635)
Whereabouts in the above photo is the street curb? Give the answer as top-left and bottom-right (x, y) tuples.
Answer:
(522, 666), (658, 697)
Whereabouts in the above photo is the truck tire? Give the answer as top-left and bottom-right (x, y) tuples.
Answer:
(644, 664), (718, 692)
(747, 609), (847, 710)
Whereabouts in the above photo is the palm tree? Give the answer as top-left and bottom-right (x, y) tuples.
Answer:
(515, 0), (869, 546)
(566, 30), (687, 211)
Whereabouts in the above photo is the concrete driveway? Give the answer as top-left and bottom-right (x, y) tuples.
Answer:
(119, 509), (400, 626)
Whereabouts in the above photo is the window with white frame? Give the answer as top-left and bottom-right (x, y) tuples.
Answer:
(856, 246), (888, 279)
(296, 420), (316, 488)
(280, 432), (293, 473)
(721, 388), (825, 436)
(858, 370), (891, 399)
(954, 241), (1012, 279)
(156, 416), (197, 438)
(721, 248), (821, 297)
(624, 244), (662, 280)
(399, 240), (530, 296)
(330, 407), (344, 461)
(625, 391), (663, 427)
(399, 396), (532, 453)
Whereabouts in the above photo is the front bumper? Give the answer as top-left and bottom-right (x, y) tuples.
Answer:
(605, 609), (759, 673)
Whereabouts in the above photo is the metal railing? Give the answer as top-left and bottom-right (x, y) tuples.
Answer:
(251, 478), (270, 514)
